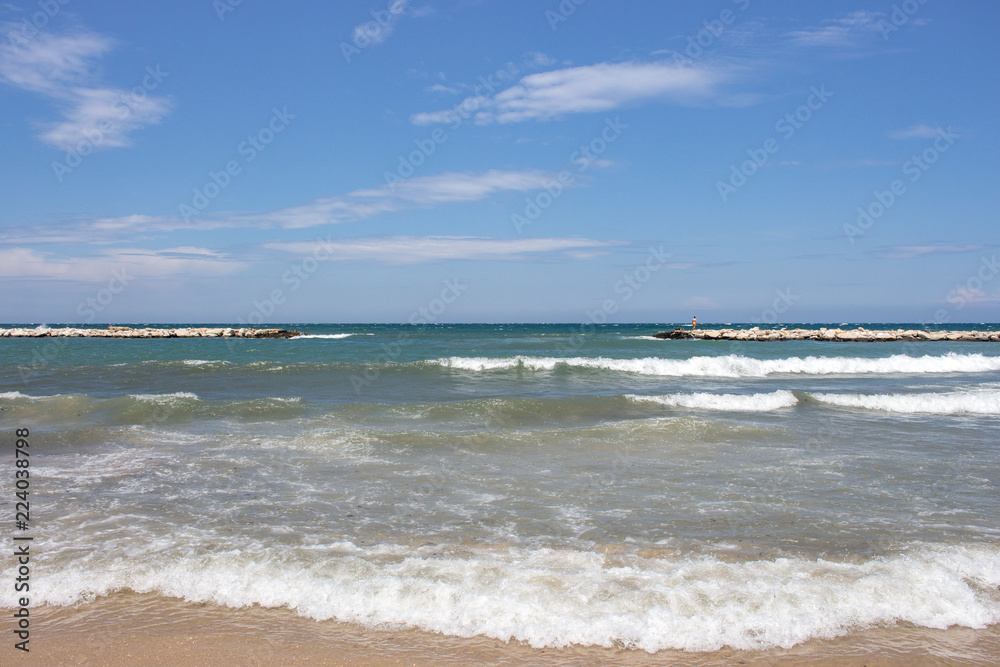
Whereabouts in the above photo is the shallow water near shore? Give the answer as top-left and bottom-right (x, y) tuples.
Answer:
(24, 592), (1000, 666)
(2, 323), (999, 658)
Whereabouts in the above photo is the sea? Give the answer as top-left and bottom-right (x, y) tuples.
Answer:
(2, 322), (999, 657)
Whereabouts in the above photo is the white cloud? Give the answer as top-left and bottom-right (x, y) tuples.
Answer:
(412, 60), (726, 125)
(0, 247), (244, 281)
(243, 169), (567, 228)
(786, 11), (885, 47)
(3, 168), (571, 243)
(426, 83), (458, 95)
(263, 236), (619, 264)
(877, 244), (983, 259)
(524, 51), (556, 68)
(887, 124), (944, 140)
(350, 0), (410, 46)
(947, 288), (1000, 305)
(0, 27), (172, 150)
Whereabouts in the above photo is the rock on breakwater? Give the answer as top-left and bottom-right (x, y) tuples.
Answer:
(654, 327), (1000, 342)
(0, 326), (303, 339)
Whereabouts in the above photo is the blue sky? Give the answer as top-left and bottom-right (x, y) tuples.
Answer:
(1, 0), (997, 324)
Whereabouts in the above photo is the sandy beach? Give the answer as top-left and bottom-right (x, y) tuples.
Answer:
(13, 594), (999, 666)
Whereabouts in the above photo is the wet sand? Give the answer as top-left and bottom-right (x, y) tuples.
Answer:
(13, 594), (1000, 666)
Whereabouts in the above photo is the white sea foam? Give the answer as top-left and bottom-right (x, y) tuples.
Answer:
(9, 543), (999, 653)
(434, 353), (1000, 377)
(181, 359), (228, 366)
(129, 392), (200, 402)
(811, 389), (1000, 415)
(628, 391), (798, 411)
(291, 333), (357, 339)
(0, 391), (31, 399)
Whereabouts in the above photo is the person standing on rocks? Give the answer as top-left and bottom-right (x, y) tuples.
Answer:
(692, 316), (697, 330)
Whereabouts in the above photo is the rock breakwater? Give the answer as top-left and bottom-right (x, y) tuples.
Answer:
(654, 327), (999, 342)
(0, 326), (302, 339)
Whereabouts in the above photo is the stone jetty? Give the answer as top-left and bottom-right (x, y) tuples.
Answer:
(654, 327), (999, 342)
(0, 326), (302, 339)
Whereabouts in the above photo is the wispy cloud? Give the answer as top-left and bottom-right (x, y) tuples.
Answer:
(263, 236), (620, 264)
(876, 244), (984, 259)
(816, 159), (900, 169)
(239, 169), (568, 228)
(0, 247), (244, 281)
(426, 82), (458, 95)
(1, 168), (573, 242)
(887, 124), (945, 140)
(0, 26), (172, 150)
(412, 60), (727, 125)
(350, 0), (410, 46)
(947, 288), (1000, 305)
(786, 11), (885, 47)
(524, 51), (556, 68)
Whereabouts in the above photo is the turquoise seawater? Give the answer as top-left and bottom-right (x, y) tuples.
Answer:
(1, 323), (999, 652)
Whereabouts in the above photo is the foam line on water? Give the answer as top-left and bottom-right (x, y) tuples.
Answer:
(9, 543), (999, 653)
(433, 353), (1000, 377)
(628, 391), (798, 411)
(290, 333), (360, 339)
(810, 389), (1000, 414)
(128, 392), (201, 401)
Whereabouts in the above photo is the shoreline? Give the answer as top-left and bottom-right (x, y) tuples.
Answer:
(17, 594), (1000, 666)
(0, 326), (302, 339)
(655, 327), (1000, 342)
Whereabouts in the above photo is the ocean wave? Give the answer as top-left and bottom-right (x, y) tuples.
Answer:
(811, 389), (1000, 415)
(0, 391), (33, 399)
(129, 392), (200, 401)
(433, 352), (1000, 377)
(10, 542), (999, 653)
(290, 333), (362, 339)
(628, 391), (798, 411)
(0, 391), (305, 424)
